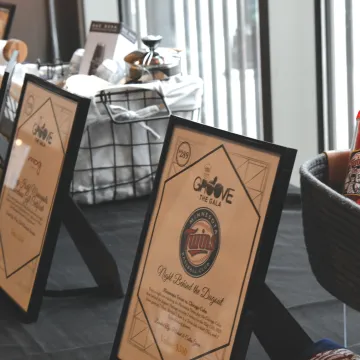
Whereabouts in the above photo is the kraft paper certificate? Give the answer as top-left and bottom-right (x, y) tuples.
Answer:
(0, 7), (9, 40)
(116, 122), (286, 360)
(0, 3), (15, 40)
(0, 81), (77, 311)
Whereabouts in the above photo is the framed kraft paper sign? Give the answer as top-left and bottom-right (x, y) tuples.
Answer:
(111, 116), (297, 360)
(0, 2), (15, 40)
(0, 74), (90, 321)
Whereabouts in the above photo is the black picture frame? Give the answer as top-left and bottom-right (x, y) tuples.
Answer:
(110, 115), (297, 359)
(0, 74), (90, 322)
(0, 2), (15, 40)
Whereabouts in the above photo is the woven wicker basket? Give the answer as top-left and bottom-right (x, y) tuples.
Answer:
(300, 153), (360, 312)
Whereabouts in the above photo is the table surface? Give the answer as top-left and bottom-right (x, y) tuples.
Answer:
(0, 197), (359, 360)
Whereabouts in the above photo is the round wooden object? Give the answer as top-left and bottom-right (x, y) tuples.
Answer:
(3, 39), (28, 63)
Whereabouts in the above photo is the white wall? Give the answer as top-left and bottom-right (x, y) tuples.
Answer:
(82, 0), (120, 34)
(268, 0), (318, 186)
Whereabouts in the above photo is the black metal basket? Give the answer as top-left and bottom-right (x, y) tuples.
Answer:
(70, 87), (201, 204)
(3, 60), (70, 124)
(300, 153), (360, 312)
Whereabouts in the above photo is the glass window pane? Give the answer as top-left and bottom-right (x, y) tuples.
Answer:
(121, 0), (263, 139)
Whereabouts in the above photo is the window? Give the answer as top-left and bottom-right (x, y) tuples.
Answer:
(319, 0), (360, 150)
(121, 0), (264, 139)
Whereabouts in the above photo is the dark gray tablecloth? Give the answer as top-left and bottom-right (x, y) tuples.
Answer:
(0, 197), (359, 359)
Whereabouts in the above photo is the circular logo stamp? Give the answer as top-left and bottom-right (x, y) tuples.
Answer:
(176, 141), (191, 167)
(25, 95), (35, 116)
(180, 207), (220, 278)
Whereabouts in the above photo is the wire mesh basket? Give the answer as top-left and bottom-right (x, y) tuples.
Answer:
(70, 86), (201, 205)
(3, 90), (17, 124)
(36, 59), (70, 81)
(3, 60), (70, 124)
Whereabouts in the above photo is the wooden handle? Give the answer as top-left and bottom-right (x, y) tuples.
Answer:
(3, 39), (28, 63)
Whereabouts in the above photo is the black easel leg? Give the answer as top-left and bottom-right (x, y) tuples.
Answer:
(59, 195), (124, 298)
(252, 284), (314, 360)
